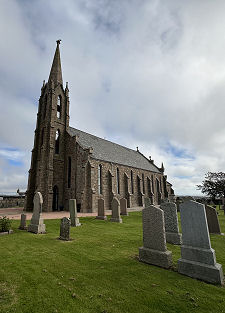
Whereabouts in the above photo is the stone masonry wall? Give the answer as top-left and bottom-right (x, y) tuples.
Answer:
(81, 158), (167, 212)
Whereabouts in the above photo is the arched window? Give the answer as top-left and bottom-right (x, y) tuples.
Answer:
(55, 129), (60, 154)
(57, 95), (61, 119)
(131, 170), (134, 194)
(43, 95), (47, 118)
(151, 175), (154, 193)
(160, 176), (163, 192)
(41, 128), (44, 146)
(117, 168), (120, 194)
(147, 177), (151, 196)
(142, 173), (145, 194)
(68, 157), (71, 188)
(98, 164), (103, 194)
(52, 185), (59, 211)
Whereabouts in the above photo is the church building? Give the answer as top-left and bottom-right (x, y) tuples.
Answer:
(25, 41), (174, 212)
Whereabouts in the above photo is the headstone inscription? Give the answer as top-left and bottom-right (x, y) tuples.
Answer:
(19, 213), (27, 230)
(96, 198), (107, 220)
(139, 199), (172, 268)
(59, 217), (71, 241)
(28, 192), (46, 234)
(160, 202), (182, 245)
(178, 200), (223, 284)
(110, 198), (122, 223)
(205, 205), (221, 234)
(69, 199), (81, 227)
(120, 198), (128, 216)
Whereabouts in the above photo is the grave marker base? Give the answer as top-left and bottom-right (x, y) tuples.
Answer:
(178, 258), (223, 285)
(110, 217), (122, 223)
(96, 216), (107, 220)
(139, 247), (172, 269)
(28, 222), (46, 234)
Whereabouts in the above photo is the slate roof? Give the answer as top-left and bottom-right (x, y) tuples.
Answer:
(68, 127), (160, 173)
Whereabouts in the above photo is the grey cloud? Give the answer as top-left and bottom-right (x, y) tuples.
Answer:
(1, 0), (225, 195)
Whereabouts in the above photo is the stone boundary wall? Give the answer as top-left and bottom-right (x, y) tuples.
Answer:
(0, 197), (25, 208)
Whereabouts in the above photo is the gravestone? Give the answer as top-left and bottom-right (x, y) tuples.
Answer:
(120, 198), (128, 216)
(69, 199), (81, 227)
(178, 200), (223, 284)
(96, 198), (107, 220)
(19, 213), (27, 230)
(160, 202), (182, 245)
(59, 217), (71, 241)
(205, 205), (221, 234)
(110, 198), (122, 223)
(144, 197), (151, 208)
(139, 200), (172, 268)
(28, 192), (46, 234)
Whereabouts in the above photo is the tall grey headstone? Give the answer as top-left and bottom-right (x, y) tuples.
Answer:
(19, 213), (27, 230)
(69, 199), (81, 227)
(96, 198), (107, 220)
(205, 205), (221, 234)
(120, 198), (128, 216)
(160, 202), (182, 245)
(59, 217), (71, 241)
(178, 200), (223, 284)
(28, 192), (46, 234)
(110, 198), (122, 223)
(139, 203), (172, 269)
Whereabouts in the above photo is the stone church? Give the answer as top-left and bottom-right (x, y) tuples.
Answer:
(25, 41), (174, 212)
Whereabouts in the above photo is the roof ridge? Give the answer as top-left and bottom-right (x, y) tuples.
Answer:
(69, 126), (138, 153)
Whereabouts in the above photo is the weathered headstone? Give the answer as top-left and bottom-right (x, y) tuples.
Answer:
(110, 198), (122, 223)
(139, 200), (172, 268)
(120, 198), (128, 216)
(160, 202), (182, 245)
(205, 205), (221, 234)
(59, 217), (71, 241)
(96, 198), (107, 220)
(28, 192), (46, 234)
(69, 199), (81, 227)
(19, 213), (27, 230)
(178, 200), (223, 284)
(144, 197), (151, 208)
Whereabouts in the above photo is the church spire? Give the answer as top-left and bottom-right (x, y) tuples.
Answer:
(48, 40), (63, 86)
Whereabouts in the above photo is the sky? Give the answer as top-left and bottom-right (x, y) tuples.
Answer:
(1, 0), (225, 196)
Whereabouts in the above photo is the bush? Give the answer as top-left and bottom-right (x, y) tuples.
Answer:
(0, 216), (12, 232)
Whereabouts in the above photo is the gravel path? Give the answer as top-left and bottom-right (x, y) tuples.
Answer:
(0, 206), (143, 220)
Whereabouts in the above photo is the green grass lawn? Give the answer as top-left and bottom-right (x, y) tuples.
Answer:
(1, 211), (225, 313)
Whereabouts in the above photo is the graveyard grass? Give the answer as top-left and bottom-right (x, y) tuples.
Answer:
(1, 211), (225, 313)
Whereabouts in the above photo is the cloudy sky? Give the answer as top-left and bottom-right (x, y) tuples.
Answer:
(1, 0), (225, 195)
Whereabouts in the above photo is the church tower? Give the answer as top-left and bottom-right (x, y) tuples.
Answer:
(25, 40), (70, 211)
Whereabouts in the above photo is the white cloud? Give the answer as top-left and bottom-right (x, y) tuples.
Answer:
(0, 0), (225, 195)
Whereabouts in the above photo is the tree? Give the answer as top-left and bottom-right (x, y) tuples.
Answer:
(197, 172), (225, 201)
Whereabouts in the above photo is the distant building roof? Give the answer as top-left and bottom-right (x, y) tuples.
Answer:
(68, 127), (160, 173)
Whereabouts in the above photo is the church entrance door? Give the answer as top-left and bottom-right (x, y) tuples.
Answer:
(52, 185), (59, 211)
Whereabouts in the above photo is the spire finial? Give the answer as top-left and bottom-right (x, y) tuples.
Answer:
(48, 40), (63, 86)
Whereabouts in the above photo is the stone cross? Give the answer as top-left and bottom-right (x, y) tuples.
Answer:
(205, 205), (221, 234)
(96, 198), (107, 220)
(19, 213), (27, 230)
(120, 198), (128, 216)
(178, 200), (223, 284)
(69, 199), (81, 227)
(110, 198), (122, 223)
(139, 204), (172, 268)
(160, 202), (182, 245)
(28, 192), (46, 234)
(59, 217), (71, 241)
